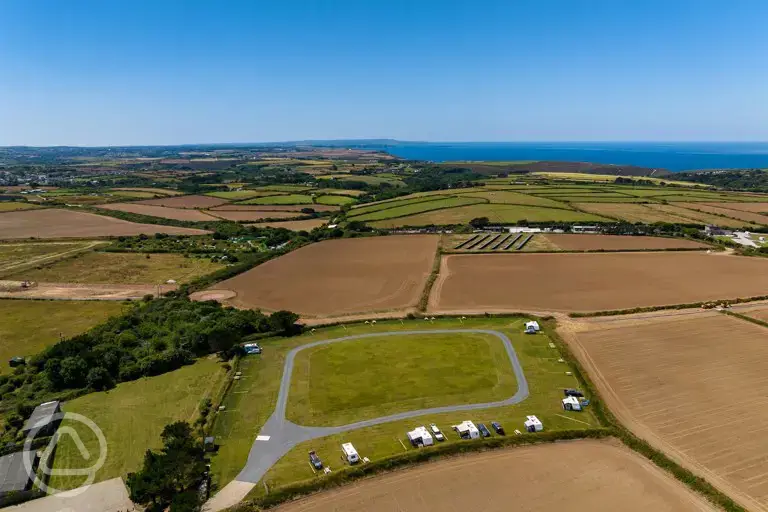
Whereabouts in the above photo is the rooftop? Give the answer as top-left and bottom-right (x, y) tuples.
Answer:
(22, 400), (61, 433)
(0, 450), (36, 494)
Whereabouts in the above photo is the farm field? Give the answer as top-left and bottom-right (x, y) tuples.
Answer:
(210, 317), (598, 491)
(110, 187), (182, 196)
(0, 300), (123, 373)
(95, 202), (220, 221)
(207, 210), (306, 222)
(564, 311), (768, 512)
(241, 194), (314, 205)
(574, 203), (695, 223)
(717, 202), (768, 213)
(50, 358), (225, 490)
(430, 252), (768, 313)
(199, 235), (438, 317)
(0, 202), (40, 212)
(645, 203), (757, 228)
(349, 197), (485, 222)
(315, 194), (355, 206)
(7, 251), (224, 284)
(348, 195), (450, 216)
(677, 203), (768, 225)
(247, 219), (328, 231)
(457, 190), (569, 208)
(0, 241), (103, 276)
(540, 233), (709, 251)
(316, 174), (404, 186)
(137, 194), (228, 208)
(287, 332), (516, 426)
(213, 204), (338, 212)
(274, 440), (717, 512)
(369, 204), (607, 228)
(0, 209), (209, 239)
(734, 303), (768, 323)
(205, 190), (270, 200)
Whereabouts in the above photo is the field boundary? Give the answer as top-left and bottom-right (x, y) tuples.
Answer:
(569, 294), (768, 318)
(417, 245), (442, 312)
(722, 309), (768, 329)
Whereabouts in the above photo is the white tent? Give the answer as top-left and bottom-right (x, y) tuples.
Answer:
(407, 426), (434, 447)
(453, 420), (480, 439)
(525, 321), (540, 334)
(524, 415), (543, 432)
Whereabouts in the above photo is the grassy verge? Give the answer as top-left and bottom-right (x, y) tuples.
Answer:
(722, 309), (768, 328)
(417, 246), (442, 311)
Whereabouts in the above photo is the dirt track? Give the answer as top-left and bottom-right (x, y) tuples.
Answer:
(430, 252), (768, 313)
(561, 311), (768, 512)
(0, 282), (175, 300)
(276, 439), (716, 512)
(200, 235), (438, 316)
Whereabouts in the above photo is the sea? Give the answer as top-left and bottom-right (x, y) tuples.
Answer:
(380, 142), (768, 172)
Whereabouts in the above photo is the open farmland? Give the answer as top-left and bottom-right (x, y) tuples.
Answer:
(110, 187), (182, 196)
(716, 202), (768, 213)
(212, 204), (338, 213)
(275, 440), (717, 512)
(197, 235), (438, 317)
(540, 234), (709, 251)
(430, 252), (768, 313)
(369, 204), (607, 228)
(315, 194), (355, 206)
(677, 203), (768, 225)
(50, 358), (225, 490)
(0, 202), (41, 212)
(137, 194), (228, 208)
(574, 203), (695, 223)
(349, 197), (484, 222)
(95, 202), (220, 221)
(7, 251), (223, 284)
(564, 311), (768, 512)
(241, 194), (314, 205)
(0, 241), (103, 276)
(0, 300), (122, 373)
(0, 209), (209, 239)
(645, 203), (757, 228)
(456, 190), (569, 208)
(287, 331), (516, 426)
(205, 190), (271, 200)
(207, 210), (306, 222)
(247, 219), (328, 231)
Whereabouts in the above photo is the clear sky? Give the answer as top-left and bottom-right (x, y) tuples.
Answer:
(1, 0), (767, 146)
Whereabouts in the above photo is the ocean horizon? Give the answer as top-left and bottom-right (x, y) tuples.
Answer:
(379, 142), (768, 172)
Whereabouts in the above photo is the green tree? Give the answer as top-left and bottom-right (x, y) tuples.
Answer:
(269, 310), (301, 336)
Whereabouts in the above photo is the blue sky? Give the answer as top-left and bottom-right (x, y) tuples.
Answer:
(1, 0), (767, 145)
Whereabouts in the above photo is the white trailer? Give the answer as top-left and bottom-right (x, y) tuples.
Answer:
(524, 321), (540, 334)
(453, 420), (480, 440)
(406, 426), (434, 447)
(562, 396), (582, 411)
(524, 415), (543, 432)
(341, 442), (360, 464)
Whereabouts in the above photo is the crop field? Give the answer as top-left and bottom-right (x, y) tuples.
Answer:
(0, 241), (102, 276)
(0, 209), (209, 239)
(95, 202), (220, 221)
(429, 252), (768, 313)
(565, 312), (768, 512)
(274, 440), (717, 512)
(316, 174), (405, 186)
(7, 251), (224, 284)
(0, 202), (40, 212)
(369, 204), (609, 228)
(110, 187), (182, 196)
(287, 332), (516, 426)
(574, 203), (697, 224)
(207, 210), (306, 222)
(205, 190), (273, 200)
(213, 204), (338, 212)
(247, 219), (328, 231)
(137, 194), (228, 208)
(50, 358), (226, 490)
(677, 203), (768, 225)
(240, 194), (315, 205)
(348, 196), (449, 216)
(717, 202), (768, 213)
(0, 299), (123, 373)
(210, 317), (599, 490)
(645, 203), (757, 228)
(350, 197), (484, 222)
(201, 235), (438, 317)
(315, 194), (356, 206)
(318, 189), (366, 197)
(539, 234), (709, 251)
(457, 190), (570, 208)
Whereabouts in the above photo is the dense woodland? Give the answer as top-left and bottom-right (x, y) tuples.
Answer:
(677, 169), (768, 192)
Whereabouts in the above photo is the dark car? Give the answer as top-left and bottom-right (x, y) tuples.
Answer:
(477, 423), (491, 438)
(491, 421), (505, 435)
(309, 450), (323, 470)
(564, 388), (584, 398)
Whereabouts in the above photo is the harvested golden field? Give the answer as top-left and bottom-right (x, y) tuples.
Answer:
(718, 202), (768, 213)
(203, 235), (438, 317)
(677, 203), (768, 225)
(542, 234), (708, 251)
(646, 204), (757, 228)
(206, 210), (305, 222)
(0, 209), (208, 240)
(246, 219), (328, 231)
(137, 194), (228, 208)
(565, 312), (768, 512)
(276, 440), (716, 512)
(0, 202), (41, 212)
(574, 203), (693, 223)
(211, 204), (338, 212)
(111, 187), (182, 196)
(430, 252), (768, 313)
(96, 203), (219, 221)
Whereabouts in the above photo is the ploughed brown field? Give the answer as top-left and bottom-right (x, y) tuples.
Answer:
(246, 219), (328, 231)
(276, 440), (716, 512)
(96, 203), (219, 221)
(202, 235), (438, 316)
(430, 252), (768, 313)
(563, 312), (768, 512)
(542, 234), (708, 251)
(677, 203), (768, 225)
(211, 204), (338, 212)
(0, 209), (208, 240)
(137, 194), (228, 208)
(716, 202), (768, 213)
(206, 210), (305, 222)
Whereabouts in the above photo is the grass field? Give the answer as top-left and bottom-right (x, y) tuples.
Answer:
(574, 203), (695, 224)
(315, 194), (356, 206)
(205, 190), (272, 200)
(50, 358), (226, 490)
(645, 203), (758, 228)
(0, 241), (100, 276)
(457, 190), (570, 208)
(287, 332), (516, 426)
(368, 204), (608, 228)
(0, 300), (123, 373)
(8, 251), (224, 284)
(316, 174), (405, 186)
(350, 197), (484, 222)
(210, 316), (599, 491)
(0, 202), (41, 212)
(240, 194), (314, 205)
(349, 196), (450, 216)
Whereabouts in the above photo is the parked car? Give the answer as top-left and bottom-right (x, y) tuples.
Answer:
(309, 450), (323, 470)
(244, 343), (262, 355)
(491, 421), (505, 435)
(563, 388), (584, 398)
(477, 423), (491, 438)
(430, 423), (445, 442)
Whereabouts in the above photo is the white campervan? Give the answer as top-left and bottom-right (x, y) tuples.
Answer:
(342, 442), (359, 464)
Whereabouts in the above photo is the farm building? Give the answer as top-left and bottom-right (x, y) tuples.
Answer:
(524, 321), (540, 334)
(453, 420), (480, 440)
(406, 426), (434, 447)
(0, 450), (38, 497)
(562, 396), (582, 411)
(524, 415), (543, 432)
(22, 400), (61, 437)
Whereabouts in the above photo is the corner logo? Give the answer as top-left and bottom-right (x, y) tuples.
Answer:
(23, 412), (108, 496)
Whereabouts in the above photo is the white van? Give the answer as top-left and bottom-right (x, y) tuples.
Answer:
(341, 442), (359, 464)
